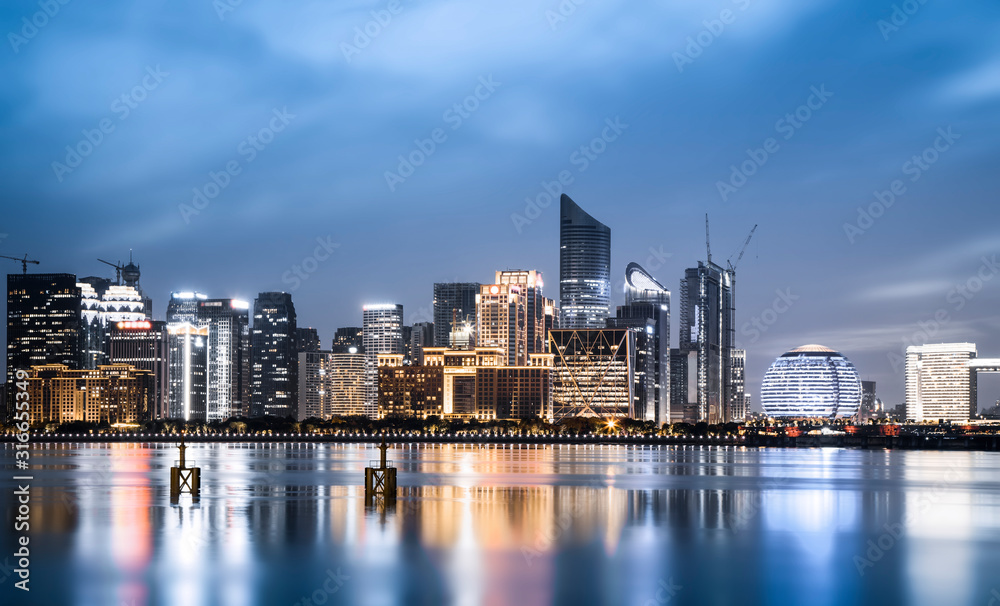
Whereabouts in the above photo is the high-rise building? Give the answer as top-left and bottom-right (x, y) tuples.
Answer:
(477, 281), (527, 366)
(25, 363), (154, 425)
(198, 298), (250, 420)
(410, 322), (434, 365)
(859, 380), (878, 423)
(433, 283), (480, 347)
(296, 327), (321, 353)
(332, 326), (363, 352)
(7, 273), (82, 421)
(167, 322), (208, 421)
(362, 304), (404, 417)
(559, 194), (611, 329)
(118, 255), (153, 318)
(251, 292), (297, 418)
(549, 328), (635, 421)
(729, 348), (747, 422)
(905, 343), (978, 423)
(166, 291), (207, 323)
(109, 320), (169, 420)
(669, 348), (697, 423)
(298, 349), (366, 420)
(78, 277), (147, 370)
(496, 270), (555, 355)
(608, 262), (671, 426)
(679, 261), (733, 423)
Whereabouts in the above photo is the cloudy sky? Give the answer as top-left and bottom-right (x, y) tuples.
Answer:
(2, 0), (999, 408)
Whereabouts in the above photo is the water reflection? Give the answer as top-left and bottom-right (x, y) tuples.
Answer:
(5, 443), (1000, 606)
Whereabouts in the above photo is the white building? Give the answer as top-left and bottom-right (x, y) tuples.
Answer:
(298, 349), (366, 420)
(362, 304), (404, 417)
(905, 343), (977, 422)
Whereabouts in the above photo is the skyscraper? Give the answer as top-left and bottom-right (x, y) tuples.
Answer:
(559, 194), (611, 329)
(298, 349), (366, 420)
(7, 273), (82, 421)
(166, 291), (207, 323)
(332, 326), (363, 352)
(477, 281), (527, 366)
(251, 292), (298, 418)
(167, 322), (208, 421)
(549, 328), (634, 421)
(78, 276), (147, 370)
(678, 261), (733, 423)
(109, 320), (169, 420)
(496, 270), (554, 354)
(362, 304), (404, 417)
(296, 327), (321, 353)
(433, 282), (480, 347)
(608, 262), (671, 426)
(198, 298), (250, 420)
(410, 321), (434, 365)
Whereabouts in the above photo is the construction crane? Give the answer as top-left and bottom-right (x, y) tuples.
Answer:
(0, 254), (39, 274)
(98, 258), (124, 284)
(727, 224), (758, 274)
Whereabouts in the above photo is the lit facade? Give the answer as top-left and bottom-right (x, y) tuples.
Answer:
(298, 349), (366, 420)
(905, 343), (977, 422)
(433, 282), (480, 347)
(377, 347), (553, 421)
(761, 344), (862, 418)
(729, 348), (747, 422)
(78, 278), (147, 369)
(559, 194), (611, 329)
(251, 292), (298, 418)
(477, 282), (528, 366)
(679, 261), (734, 423)
(109, 320), (169, 419)
(198, 298), (250, 420)
(166, 322), (209, 421)
(7, 273), (82, 422)
(26, 363), (153, 425)
(332, 326), (363, 352)
(549, 328), (634, 421)
(363, 304), (404, 417)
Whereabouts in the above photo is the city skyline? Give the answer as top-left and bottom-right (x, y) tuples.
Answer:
(2, 1), (999, 409)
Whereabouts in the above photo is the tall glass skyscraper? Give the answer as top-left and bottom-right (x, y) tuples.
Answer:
(559, 194), (611, 329)
(251, 292), (298, 418)
(678, 261), (733, 424)
(197, 298), (250, 421)
(433, 282), (480, 347)
(362, 304), (404, 417)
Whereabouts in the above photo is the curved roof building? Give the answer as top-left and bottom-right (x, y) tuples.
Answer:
(761, 344), (862, 418)
(624, 262), (669, 305)
(559, 194), (611, 329)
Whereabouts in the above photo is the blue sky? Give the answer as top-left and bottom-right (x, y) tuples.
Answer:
(2, 0), (999, 408)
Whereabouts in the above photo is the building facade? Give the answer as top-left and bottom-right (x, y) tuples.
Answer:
(26, 363), (153, 425)
(433, 282), (480, 347)
(109, 320), (169, 420)
(198, 298), (250, 420)
(296, 327), (321, 353)
(251, 292), (298, 418)
(549, 328), (634, 421)
(298, 349), (366, 420)
(761, 345), (862, 418)
(332, 326), (363, 352)
(363, 304), (404, 417)
(678, 261), (734, 423)
(166, 322), (209, 421)
(559, 194), (611, 329)
(477, 281), (527, 366)
(410, 321), (435, 365)
(905, 343), (977, 422)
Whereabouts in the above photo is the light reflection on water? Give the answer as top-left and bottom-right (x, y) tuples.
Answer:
(4, 443), (1000, 606)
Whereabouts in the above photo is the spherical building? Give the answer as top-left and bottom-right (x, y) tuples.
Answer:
(761, 345), (862, 418)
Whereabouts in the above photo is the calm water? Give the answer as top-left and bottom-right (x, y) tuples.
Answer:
(3, 442), (1000, 606)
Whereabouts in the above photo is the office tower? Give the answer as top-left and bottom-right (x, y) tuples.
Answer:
(25, 363), (153, 424)
(402, 325), (413, 362)
(362, 304), (404, 417)
(167, 323), (208, 421)
(762, 345), (862, 418)
(669, 348), (696, 423)
(78, 279), (107, 369)
(496, 270), (553, 354)
(377, 347), (553, 421)
(477, 281), (527, 366)
(549, 328), (635, 421)
(298, 349), (366, 420)
(332, 326), (363, 352)
(109, 320), (169, 419)
(729, 349), (747, 422)
(296, 327), (321, 353)
(679, 261), (733, 423)
(198, 298), (250, 420)
(410, 322), (434, 365)
(251, 292), (298, 418)
(559, 194), (611, 329)
(608, 262), (671, 426)
(905, 343), (978, 422)
(433, 282), (480, 347)
(7, 273), (82, 421)
(166, 291), (207, 323)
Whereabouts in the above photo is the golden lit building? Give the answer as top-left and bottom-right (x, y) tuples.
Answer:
(26, 363), (154, 425)
(377, 347), (553, 421)
(549, 328), (635, 421)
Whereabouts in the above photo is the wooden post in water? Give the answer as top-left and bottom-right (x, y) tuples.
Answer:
(364, 437), (396, 506)
(170, 433), (201, 500)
